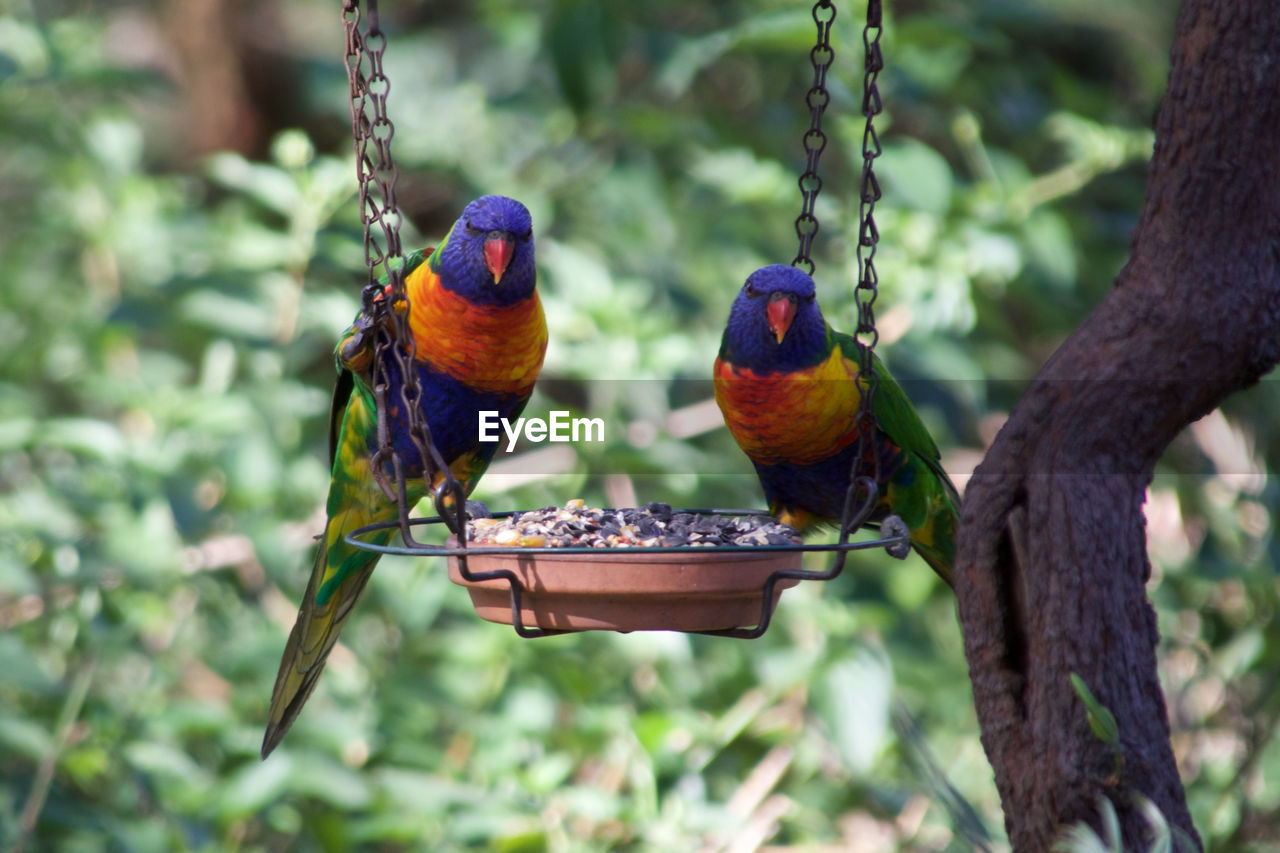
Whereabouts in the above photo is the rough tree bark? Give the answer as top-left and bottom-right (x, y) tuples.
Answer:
(954, 1), (1280, 850)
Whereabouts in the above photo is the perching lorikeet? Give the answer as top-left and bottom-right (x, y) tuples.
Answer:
(713, 264), (958, 587)
(262, 195), (546, 757)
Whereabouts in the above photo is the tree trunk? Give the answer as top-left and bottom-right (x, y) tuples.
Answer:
(954, 0), (1280, 850)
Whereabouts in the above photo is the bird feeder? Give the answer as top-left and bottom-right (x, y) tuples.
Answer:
(341, 0), (907, 638)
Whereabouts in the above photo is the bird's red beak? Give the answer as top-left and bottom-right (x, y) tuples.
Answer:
(766, 294), (797, 344)
(483, 232), (515, 284)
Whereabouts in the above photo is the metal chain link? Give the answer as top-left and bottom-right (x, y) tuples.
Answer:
(343, 0), (401, 297)
(792, 0), (836, 275)
(839, 0), (885, 536)
(856, 0), (884, 348)
(851, 0), (885, 522)
(784, 0), (887, 537)
(342, 0), (461, 539)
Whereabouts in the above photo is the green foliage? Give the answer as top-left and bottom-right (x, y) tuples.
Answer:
(1, 0), (1275, 850)
(1069, 674), (1120, 750)
(1054, 795), (1198, 853)
(1070, 672), (1123, 784)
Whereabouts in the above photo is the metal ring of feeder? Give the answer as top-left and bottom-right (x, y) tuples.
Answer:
(346, 476), (907, 639)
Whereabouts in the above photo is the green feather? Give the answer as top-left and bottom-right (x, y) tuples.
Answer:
(832, 330), (959, 584)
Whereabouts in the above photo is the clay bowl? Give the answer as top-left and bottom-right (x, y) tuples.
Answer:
(446, 536), (802, 633)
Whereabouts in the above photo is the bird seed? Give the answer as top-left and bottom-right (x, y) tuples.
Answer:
(465, 501), (803, 549)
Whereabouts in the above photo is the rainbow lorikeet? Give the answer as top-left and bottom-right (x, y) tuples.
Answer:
(262, 195), (546, 757)
(713, 264), (958, 587)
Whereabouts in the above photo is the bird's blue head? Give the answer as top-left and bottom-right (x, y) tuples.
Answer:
(721, 264), (829, 371)
(436, 195), (536, 306)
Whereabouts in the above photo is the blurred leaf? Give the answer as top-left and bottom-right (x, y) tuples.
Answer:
(43, 418), (126, 461)
(207, 153), (302, 217)
(814, 647), (893, 774)
(658, 10), (813, 98)
(217, 754), (292, 819)
(123, 740), (214, 799)
(1021, 210), (1077, 289)
(0, 712), (53, 760)
(1069, 673), (1120, 748)
(689, 147), (792, 204)
(0, 635), (58, 693)
(180, 289), (278, 339)
(878, 139), (954, 215)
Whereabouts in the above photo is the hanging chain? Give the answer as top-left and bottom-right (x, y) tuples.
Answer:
(343, 0), (403, 298)
(343, 0), (460, 538)
(784, 0), (888, 536)
(848, 0), (885, 528)
(792, 0), (836, 275)
(856, 0), (884, 350)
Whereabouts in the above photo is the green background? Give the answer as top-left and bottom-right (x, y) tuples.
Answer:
(2, 0), (1277, 849)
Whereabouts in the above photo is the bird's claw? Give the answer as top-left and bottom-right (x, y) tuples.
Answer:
(882, 514), (911, 559)
(360, 282), (389, 318)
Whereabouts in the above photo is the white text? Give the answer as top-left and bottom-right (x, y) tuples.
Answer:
(478, 410), (606, 452)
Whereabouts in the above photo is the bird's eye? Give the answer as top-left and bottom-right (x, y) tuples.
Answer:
(518, 230), (532, 243)
(745, 283), (758, 297)
(464, 221), (483, 236)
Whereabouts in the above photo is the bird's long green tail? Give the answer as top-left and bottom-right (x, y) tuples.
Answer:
(262, 395), (398, 758)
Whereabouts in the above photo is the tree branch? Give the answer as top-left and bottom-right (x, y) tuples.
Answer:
(955, 0), (1280, 848)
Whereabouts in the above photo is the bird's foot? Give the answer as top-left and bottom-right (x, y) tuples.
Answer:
(882, 515), (911, 560)
(465, 499), (493, 520)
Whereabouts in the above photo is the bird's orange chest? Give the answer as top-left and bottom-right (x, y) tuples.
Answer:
(405, 263), (547, 396)
(713, 347), (864, 465)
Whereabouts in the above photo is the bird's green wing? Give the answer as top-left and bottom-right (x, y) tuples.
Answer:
(833, 330), (958, 499)
(389, 248), (429, 281)
(328, 369), (354, 469)
(325, 248), (431, 467)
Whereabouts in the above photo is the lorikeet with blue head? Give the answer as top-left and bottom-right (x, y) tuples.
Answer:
(262, 195), (546, 757)
(713, 264), (958, 587)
